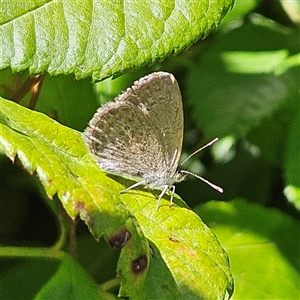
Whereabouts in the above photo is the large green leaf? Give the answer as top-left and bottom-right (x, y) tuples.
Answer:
(197, 199), (300, 299)
(35, 253), (103, 300)
(0, 97), (233, 299)
(187, 14), (299, 139)
(0, 96), (149, 297)
(185, 14), (300, 212)
(0, 0), (233, 81)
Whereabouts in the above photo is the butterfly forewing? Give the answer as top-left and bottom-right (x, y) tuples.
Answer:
(116, 72), (184, 179)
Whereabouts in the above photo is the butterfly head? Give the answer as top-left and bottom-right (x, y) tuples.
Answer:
(173, 168), (188, 183)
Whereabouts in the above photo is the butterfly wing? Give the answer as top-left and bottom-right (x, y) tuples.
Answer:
(116, 72), (184, 179)
(84, 101), (167, 181)
(84, 72), (183, 183)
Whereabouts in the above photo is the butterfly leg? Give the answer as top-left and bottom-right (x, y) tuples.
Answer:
(169, 185), (176, 206)
(120, 179), (147, 194)
(156, 185), (169, 210)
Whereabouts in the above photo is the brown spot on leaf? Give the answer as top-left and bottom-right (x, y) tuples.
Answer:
(169, 237), (180, 243)
(131, 254), (148, 274)
(74, 201), (85, 211)
(108, 228), (131, 248)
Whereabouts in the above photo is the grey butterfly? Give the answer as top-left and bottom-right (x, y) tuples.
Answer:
(84, 72), (222, 209)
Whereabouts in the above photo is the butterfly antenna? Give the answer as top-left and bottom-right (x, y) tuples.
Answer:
(180, 137), (219, 166)
(180, 169), (223, 193)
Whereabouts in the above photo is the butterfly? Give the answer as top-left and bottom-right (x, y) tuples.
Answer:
(84, 72), (222, 209)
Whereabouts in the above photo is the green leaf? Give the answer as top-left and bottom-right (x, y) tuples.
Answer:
(0, 253), (61, 299)
(197, 199), (300, 299)
(0, 0), (234, 81)
(187, 14), (299, 139)
(0, 96), (150, 296)
(35, 75), (100, 131)
(0, 97), (233, 299)
(122, 199), (234, 300)
(219, 0), (260, 26)
(35, 253), (103, 300)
